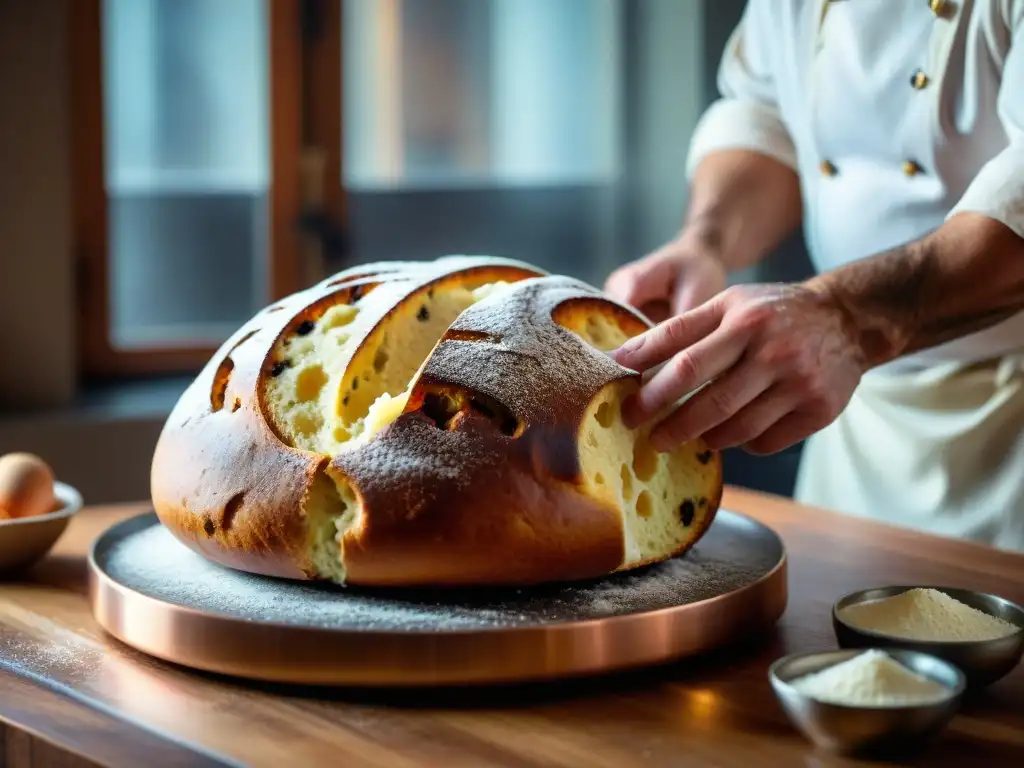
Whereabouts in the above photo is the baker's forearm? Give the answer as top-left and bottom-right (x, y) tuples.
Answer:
(683, 149), (803, 271)
(807, 212), (1024, 368)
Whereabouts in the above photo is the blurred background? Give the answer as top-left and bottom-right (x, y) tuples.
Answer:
(0, 0), (812, 505)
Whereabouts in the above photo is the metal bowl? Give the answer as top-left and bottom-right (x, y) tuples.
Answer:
(0, 481), (82, 574)
(769, 649), (965, 756)
(832, 586), (1024, 687)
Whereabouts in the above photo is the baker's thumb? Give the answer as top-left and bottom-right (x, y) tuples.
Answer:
(671, 256), (728, 315)
(604, 249), (678, 310)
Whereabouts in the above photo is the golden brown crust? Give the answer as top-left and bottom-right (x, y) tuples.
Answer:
(330, 416), (625, 586)
(151, 258), (544, 581)
(151, 258), (724, 587)
(151, 312), (320, 580)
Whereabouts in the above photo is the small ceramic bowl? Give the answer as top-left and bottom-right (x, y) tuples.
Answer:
(833, 586), (1024, 688)
(0, 481), (83, 574)
(769, 648), (965, 756)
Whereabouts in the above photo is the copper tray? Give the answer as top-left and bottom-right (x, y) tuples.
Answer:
(88, 510), (787, 687)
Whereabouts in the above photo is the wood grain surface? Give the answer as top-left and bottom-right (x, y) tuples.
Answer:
(0, 488), (1022, 768)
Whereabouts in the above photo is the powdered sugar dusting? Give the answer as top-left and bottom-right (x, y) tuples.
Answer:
(99, 511), (781, 632)
(425, 277), (624, 425)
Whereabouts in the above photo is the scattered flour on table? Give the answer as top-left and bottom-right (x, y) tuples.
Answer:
(0, 624), (103, 684)
(790, 650), (951, 707)
(838, 588), (1020, 642)
(0, 636), (86, 675)
(100, 513), (780, 632)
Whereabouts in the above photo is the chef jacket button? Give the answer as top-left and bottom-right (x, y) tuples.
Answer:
(903, 160), (924, 176)
(911, 70), (929, 89)
(929, 0), (950, 17)
(820, 160), (838, 177)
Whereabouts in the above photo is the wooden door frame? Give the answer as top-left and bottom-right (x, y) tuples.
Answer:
(70, 0), (344, 379)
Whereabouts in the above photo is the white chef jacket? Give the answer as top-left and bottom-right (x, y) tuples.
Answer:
(687, 0), (1024, 373)
(685, 0), (1024, 551)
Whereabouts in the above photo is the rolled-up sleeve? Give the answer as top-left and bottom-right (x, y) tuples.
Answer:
(946, 8), (1024, 239)
(685, 0), (798, 179)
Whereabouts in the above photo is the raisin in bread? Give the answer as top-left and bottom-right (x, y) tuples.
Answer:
(150, 256), (723, 587)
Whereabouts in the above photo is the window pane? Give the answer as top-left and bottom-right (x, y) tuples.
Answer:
(343, 0), (621, 189)
(102, 0), (269, 349)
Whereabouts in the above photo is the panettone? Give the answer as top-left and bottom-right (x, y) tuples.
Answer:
(150, 256), (723, 587)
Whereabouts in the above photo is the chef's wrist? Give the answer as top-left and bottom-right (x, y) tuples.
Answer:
(675, 218), (733, 271)
(803, 214), (1024, 370)
(800, 273), (902, 372)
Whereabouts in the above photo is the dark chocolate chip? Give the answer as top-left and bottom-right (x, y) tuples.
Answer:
(679, 500), (695, 526)
(697, 450), (713, 464)
(296, 320), (315, 335)
(351, 378), (359, 390)
(698, 496), (708, 507)
(342, 395), (349, 406)
(270, 360), (289, 377)
(417, 305), (430, 322)
(203, 518), (216, 536)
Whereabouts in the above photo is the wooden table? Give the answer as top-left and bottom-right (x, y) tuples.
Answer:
(0, 488), (1021, 768)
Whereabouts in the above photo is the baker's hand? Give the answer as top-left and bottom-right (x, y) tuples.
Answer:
(604, 231), (728, 323)
(611, 283), (866, 455)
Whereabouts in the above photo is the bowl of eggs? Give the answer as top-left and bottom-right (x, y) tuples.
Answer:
(0, 452), (82, 574)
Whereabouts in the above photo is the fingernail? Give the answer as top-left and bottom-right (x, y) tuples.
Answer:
(613, 335), (644, 362)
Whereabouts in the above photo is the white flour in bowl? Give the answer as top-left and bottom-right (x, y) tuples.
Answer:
(790, 650), (951, 707)
(838, 588), (1019, 642)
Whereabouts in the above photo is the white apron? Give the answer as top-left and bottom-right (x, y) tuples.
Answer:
(686, 0), (1024, 548)
(794, 356), (1024, 552)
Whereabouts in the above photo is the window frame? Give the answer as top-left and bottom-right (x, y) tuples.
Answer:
(70, 0), (344, 379)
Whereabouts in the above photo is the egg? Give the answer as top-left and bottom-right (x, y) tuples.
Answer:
(0, 452), (56, 520)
